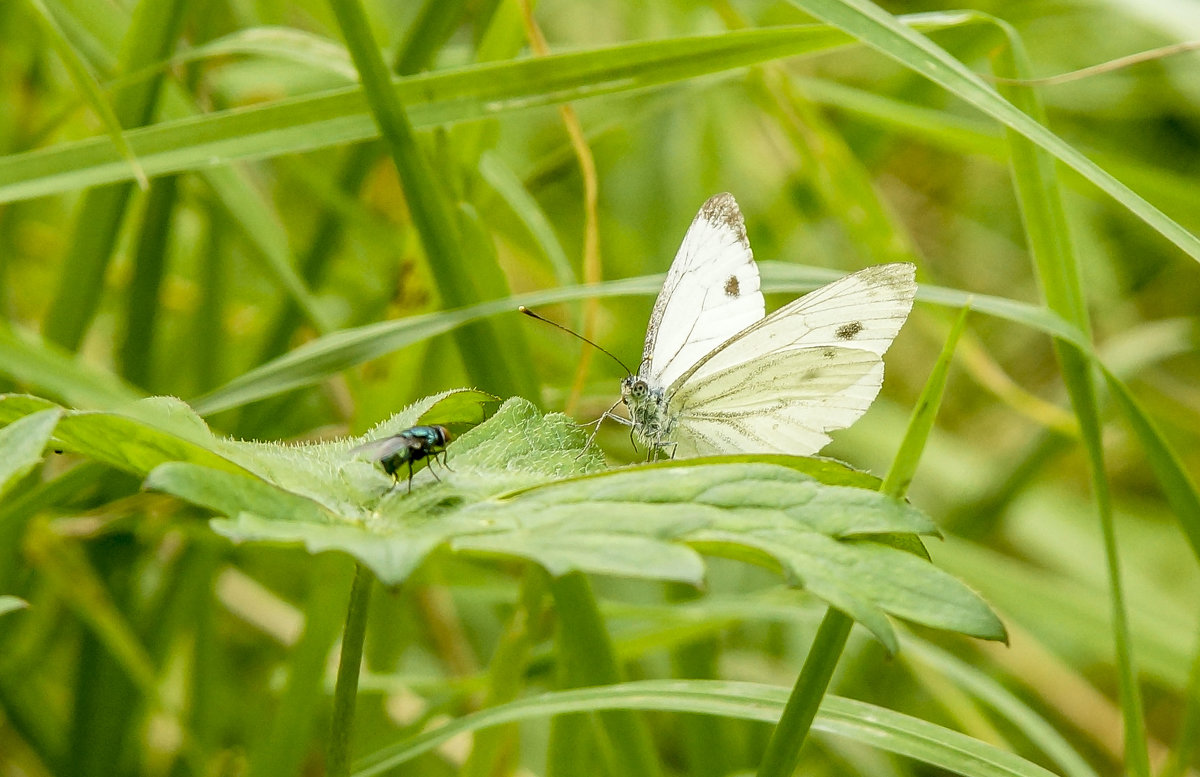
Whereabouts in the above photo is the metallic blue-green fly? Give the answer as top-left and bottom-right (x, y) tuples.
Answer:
(352, 425), (452, 493)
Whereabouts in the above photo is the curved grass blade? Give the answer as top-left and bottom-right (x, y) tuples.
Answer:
(1102, 366), (1200, 566)
(39, 0), (189, 351)
(987, 21), (1149, 776)
(783, 0), (1200, 267)
(903, 636), (1100, 777)
(25, 0), (147, 188)
(352, 680), (1062, 777)
(0, 17), (966, 203)
(0, 323), (143, 408)
(191, 269), (1089, 416)
(327, 0), (539, 400)
(0, 596), (29, 617)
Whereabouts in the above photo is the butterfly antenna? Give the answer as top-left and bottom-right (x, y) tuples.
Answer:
(519, 306), (634, 376)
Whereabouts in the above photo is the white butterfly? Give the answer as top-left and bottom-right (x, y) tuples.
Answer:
(619, 193), (916, 458)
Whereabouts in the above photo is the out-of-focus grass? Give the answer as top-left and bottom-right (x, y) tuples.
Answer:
(0, 0), (1198, 775)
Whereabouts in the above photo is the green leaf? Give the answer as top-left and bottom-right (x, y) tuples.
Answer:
(147, 393), (998, 646)
(0, 408), (61, 498)
(0, 394), (242, 476)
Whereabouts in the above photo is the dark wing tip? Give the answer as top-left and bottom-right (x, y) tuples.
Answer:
(698, 192), (748, 247)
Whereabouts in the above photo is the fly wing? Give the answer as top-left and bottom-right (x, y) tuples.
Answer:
(350, 435), (420, 461)
(667, 263), (917, 457)
(641, 193), (765, 390)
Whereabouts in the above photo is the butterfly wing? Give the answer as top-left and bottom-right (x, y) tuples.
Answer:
(669, 263), (916, 457)
(640, 193), (765, 390)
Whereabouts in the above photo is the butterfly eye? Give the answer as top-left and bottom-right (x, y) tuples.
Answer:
(632, 380), (649, 397)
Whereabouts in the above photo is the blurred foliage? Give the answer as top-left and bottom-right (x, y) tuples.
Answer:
(1, 0), (1199, 775)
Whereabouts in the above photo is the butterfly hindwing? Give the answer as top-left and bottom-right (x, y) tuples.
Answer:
(671, 346), (887, 457)
(641, 193), (765, 390)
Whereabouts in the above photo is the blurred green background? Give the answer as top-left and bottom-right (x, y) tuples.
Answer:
(1, 0), (1199, 774)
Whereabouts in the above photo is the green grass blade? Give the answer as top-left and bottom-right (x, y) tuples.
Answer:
(190, 268), (1088, 417)
(25, 0), (147, 188)
(904, 637), (1099, 777)
(988, 24), (1149, 777)
(326, 0), (532, 398)
(1102, 367), (1200, 566)
(253, 0), (474, 367)
(117, 175), (177, 387)
(882, 304), (971, 499)
(755, 609), (854, 777)
(327, 562), (374, 777)
(0, 323), (143, 407)
(783, 0), (1200, 265)
(39, 0), (189, 351)
(548, 572), (662, 777)
(0, 20), (961, 203)
(354, 680), (1062, 777)
(478, 151), (578, 288)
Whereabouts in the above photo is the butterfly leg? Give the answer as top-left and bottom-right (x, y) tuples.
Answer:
(577, 398), (626, 458)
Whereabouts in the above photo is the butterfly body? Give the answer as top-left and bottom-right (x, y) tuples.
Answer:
(353, 425), (452, 492)
(620, 376), (673, 453)
(622, 193), (916, 459)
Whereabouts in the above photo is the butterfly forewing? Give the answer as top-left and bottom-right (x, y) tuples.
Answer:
(676, 263), (916, 389)
(641, 193), (765, 390)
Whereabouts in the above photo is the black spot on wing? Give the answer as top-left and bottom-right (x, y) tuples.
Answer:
(724, 275), (740, 297)
(835, 321), (864, 340)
